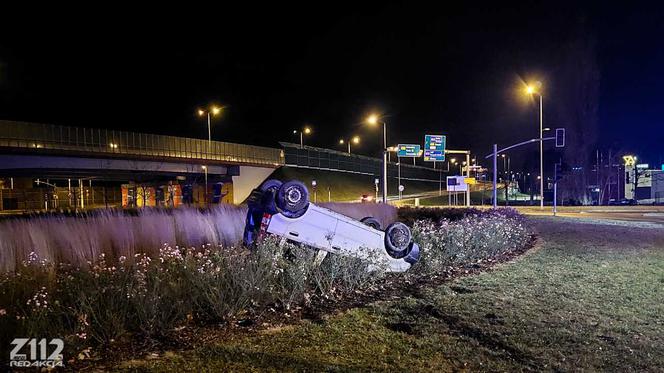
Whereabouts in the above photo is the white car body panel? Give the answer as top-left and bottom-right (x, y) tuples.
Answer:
(266, 204), (412, 272)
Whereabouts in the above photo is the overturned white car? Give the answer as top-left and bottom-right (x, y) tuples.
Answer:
(243, 179), (420, 272)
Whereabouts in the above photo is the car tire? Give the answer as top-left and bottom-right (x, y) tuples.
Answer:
(360, 217), (381, 230)
(276, 180), (309, 218)
(260, 179), (283, 193)
(259, 179), (282, 214)
(384, 222), (413, 259)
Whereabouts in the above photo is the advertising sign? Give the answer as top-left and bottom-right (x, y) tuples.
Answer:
(424, 134), (446, 161)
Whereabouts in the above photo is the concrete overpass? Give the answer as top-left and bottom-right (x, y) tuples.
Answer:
(0, 120), (284, 205)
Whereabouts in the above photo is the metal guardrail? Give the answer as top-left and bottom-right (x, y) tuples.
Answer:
(0, 120), (284, 167)
(280, 142), (445, 182)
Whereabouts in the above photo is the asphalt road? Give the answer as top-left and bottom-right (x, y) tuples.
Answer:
(515, 205), (664, 225)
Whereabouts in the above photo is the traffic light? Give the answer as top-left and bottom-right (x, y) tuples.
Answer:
(555, 128), (565, 148)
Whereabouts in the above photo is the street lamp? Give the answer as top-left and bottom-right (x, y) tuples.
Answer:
(201, 165), (208, 205)
(339, 136), (360, 154)
(294, 126), (312, 148)
(366, 114), (388, 203)
(197, 105), (224, 155)
(525, 81), (544, 209)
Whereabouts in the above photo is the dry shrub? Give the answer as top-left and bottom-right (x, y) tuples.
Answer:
(0, 206), (247, 272)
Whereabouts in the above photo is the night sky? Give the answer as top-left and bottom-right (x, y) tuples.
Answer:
(1, 4), (663, 169)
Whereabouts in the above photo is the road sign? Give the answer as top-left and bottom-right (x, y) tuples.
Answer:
(424, 134), (446, 161)
(446, 176), (468, 191)
(464, 177), (477, 185)
(396, 144), (421, 157)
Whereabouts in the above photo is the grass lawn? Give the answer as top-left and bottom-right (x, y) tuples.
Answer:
(268, 167), (441, 202)
(118, 217), (664, 372)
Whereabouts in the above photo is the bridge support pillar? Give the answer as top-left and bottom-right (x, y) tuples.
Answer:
(232, 166), (276, 204)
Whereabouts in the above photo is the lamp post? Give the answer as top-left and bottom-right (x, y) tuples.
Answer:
(397, 158), (402, 200)
(197, 106), (223, 156)
(201, 165), (208, 205)
(526, 82), (544, 209)
(339, 136), (360, 154)
(294, 126), (312, 148)
(366, 114), (387, 203)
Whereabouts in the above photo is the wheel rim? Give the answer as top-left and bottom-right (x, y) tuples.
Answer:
(286, 187), (302, 206)
(389, 227), (410, 249)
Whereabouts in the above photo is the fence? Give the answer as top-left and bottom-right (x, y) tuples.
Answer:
(0, 187), (122, 211)
(280, 142), (446, 182)
(0, 120), (284, 167)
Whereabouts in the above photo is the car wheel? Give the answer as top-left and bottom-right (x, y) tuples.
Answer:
(260, 179), (283, 193)
(384, 222), (413, 259)
(360, 217), (381, 230)
(276, 180), (309, 218)
(259, 179), (283, 214)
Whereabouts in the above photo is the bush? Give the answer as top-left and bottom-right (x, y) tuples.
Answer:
(0, 238), (383, 361)
(411, 208), (531, 274)
(397, 206), (486, 226)
(0, 206), (247, 272)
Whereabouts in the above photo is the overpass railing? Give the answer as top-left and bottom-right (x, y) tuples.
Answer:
(0, 121), (284, 167)
(280, 142), (445, 182)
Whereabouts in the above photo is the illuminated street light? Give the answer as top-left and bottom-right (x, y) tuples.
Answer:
(525, 80), (545, 209)
(198, 105), (223, 205)
(197, 105), (224, 154)
(365, 114), (387, 203)
(339, 136), (360, 154)
(294, 126), (313, 148)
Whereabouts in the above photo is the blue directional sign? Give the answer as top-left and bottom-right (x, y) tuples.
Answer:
(396, 144), (421, 157)
(424, 134), (446, 161)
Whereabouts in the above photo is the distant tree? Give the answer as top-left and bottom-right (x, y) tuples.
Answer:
(552, 34), (600, 204)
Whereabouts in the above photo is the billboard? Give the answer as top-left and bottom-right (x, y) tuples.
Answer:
(396, 144), (421, 157)
(424, 134), (446, 161)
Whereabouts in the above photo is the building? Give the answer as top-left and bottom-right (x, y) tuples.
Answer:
(652, 170), (664, 204)
(624, 162), (663, 204)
